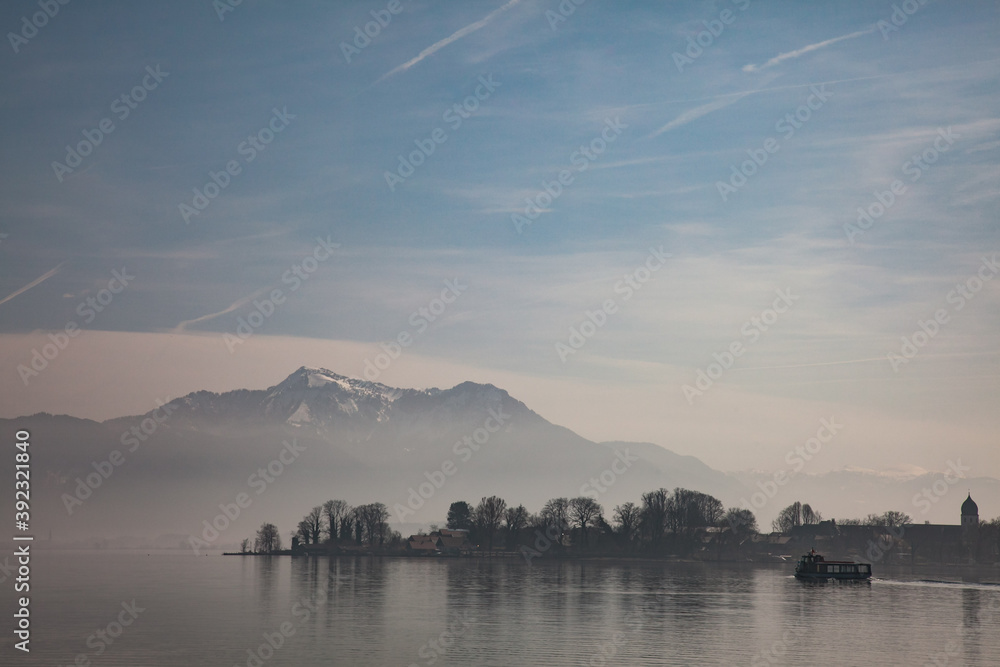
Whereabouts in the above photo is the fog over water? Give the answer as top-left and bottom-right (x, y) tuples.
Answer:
(5, 551), (1000, 666)
(1, 1), (999, 664)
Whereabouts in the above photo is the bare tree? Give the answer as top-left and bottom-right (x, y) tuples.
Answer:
(640, 488), (669, 545)
(569, 497), (603, 548)
(699, 493), (725, 527)
(474, 496), (507, 553)
(773, 502), (803, 533)
(296, 519), (312, 545)
(357, 503), (390, 546)
(863, 511), (911, 527)
(371, 503), (390, 546)
(883, 511), (911, 527)
(665, 488), (724, 533)
(303, 505), (323, 544)
(354, 505), (370, 544)
(255, 523), (281, 553)
(801, 504), (822, 525)
(613, 502), (641, 545)
(724, 508), (758, 536)
(341, 510), (356, 544)
(239, 538), (251, 553)
(503, 504), (529, 546)
(540, 497), (570, 545)
(322, 500), (351, 542)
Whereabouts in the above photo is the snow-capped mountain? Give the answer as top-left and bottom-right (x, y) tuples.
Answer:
(163, 366), (535, 438)
(3, 367), (997, 548)
(7, 367), (745, 545)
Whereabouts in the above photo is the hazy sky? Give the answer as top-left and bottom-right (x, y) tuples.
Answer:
(1, 0), (998, 477)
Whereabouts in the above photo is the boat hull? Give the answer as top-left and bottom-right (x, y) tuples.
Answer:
(794, 572), (871, 581)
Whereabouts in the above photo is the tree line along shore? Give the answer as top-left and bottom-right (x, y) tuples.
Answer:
(227, 489), (1000, 566)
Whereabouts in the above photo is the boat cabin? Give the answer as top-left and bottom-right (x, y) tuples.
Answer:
(795, 549), (871, 580)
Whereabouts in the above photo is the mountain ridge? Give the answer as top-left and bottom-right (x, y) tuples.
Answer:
(2, 366), (997, 547)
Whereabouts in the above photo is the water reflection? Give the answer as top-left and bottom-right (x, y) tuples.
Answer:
(255, 554), (278, 612)
(21, 552), (1000, 667)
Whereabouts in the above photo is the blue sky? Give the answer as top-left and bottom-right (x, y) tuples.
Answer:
(1, 0), (999, 476)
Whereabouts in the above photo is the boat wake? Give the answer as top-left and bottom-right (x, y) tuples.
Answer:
(872, 578), (1000, 591)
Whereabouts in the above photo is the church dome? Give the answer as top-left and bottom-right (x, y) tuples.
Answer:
(961, 493), (978, 516)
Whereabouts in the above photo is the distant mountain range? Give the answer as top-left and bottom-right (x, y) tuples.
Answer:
(3, 367), (997, 550)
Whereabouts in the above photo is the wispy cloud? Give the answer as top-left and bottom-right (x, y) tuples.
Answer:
(648, 93), (749, 137)
(966, 139), (1000, 154)
(742, 27), (875, 72)
(731, 357), (887, 371)
(0, 263), (63, 309)
(375, 0), (522, 84)
(174, 288), (270, 332)
(732, 351), (999, 372)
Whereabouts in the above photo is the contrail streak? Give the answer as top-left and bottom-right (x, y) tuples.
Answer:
(374, 0), (522, 84)
(174, 288), (270, 332)
(0, 263), (63, 308)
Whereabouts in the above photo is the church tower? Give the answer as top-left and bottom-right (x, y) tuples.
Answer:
(961, 493), (979, 528)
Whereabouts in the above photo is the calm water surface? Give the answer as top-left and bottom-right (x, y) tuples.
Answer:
(5, 550), (1000, 666)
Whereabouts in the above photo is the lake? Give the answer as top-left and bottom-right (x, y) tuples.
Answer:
(6, 550), (1000, 666)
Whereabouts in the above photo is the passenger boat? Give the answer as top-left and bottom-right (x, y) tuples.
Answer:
(794, 549), (871, 581)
